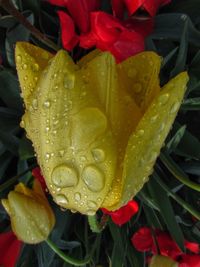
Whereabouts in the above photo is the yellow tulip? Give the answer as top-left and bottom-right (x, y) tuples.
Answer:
(150, 255), (178, 267)
(1, 180), (55, 244)
(15, 42), (189, 215)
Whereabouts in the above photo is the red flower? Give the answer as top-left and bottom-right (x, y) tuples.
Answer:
(49, 1), (154, 61)
(80, 11), (152, 62)
(112, 0), (172, 18)
(132, 227), (200, 261)
(179, 254), (200, 267)
(0, 231), (22, 267)
(101, 200), (139, 226)
(32, 167), (47, 192)
(131, 227), (154, 251)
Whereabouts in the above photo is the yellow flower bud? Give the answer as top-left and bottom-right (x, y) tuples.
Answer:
(150, 255), (178, 267)
(15, 42), (189, 215)
(1, 180), (55, 244)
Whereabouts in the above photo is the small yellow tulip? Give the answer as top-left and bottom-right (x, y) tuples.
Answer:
(15, 42), (189, 215)
(1, 180), (55, 244)
(150, 255), (178, 267)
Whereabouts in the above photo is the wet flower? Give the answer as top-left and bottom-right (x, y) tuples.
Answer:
(16, 42), (188, 215)
(1, 179), (55, 244)
(0, 231), (22, 267)
(101, 200), (139, 226)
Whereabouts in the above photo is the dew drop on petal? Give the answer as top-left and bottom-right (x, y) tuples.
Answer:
(51, 164), (78, 188)
(82, 165), (105, 192)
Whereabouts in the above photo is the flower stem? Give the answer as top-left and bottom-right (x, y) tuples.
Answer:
(88, 214), (108, 233)
(160, 152), (200, 192)
(0, 164), (37, 193)
(153, 173), (200, 220)
(46, 238), (93, 266)
(0, 0), (59, 51)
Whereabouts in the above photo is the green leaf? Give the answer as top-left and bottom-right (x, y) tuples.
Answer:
(174, 123), (200, 160)
(0, 130), (20, 155)
(181, 97), (200, 110)
(150, 13), (200, 47)
(0, 71), (23, 111)
(148, 176), (185, 251)
(166, 125), (186, 152)
(5, 11), (34, 67)
(19, 136), (34, 160)
(170, 18), (188, 77)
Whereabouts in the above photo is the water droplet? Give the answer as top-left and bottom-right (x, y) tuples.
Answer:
(74, 192), (81, 201)
(133, 83), (142, 93)
(91, 148), (105, 163)
(22, 64), (28, 70)
(158, 123), (165, 133)
(43, 100), (51, 108)
(52, 164), (78, 187)
(63, 76), (74, 89)
(32, 99), (38, 110)
(158, 94), (169, 105)
(150, 115), (158, 122)
(128, 68), (137, 78)
(87, 209), (96, 216)
(45, 126), (50, 132)
(34, 76), (38, 82)
(147, 151), (157, 163)
(55, 194), (69, 205)
(82, 165), (105, 192)
(46, 139), (50, 144)
(87, 200), (97, 208)
(71, 209), (77, 213)
(20, 120), (25, 128)
(23, 75), (28, 81)
(53, 73), (57, 78)
(32, 63), (39, 72)
(16, 55), (22, 63)
(45, 153), (50, 160)
(138, 129), (144, 136)
(170, 102), (179, 114)
(59, 150), (65, 157)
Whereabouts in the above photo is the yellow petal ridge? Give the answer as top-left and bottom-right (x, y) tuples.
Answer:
(104, 72), (188, 210)
(15, 42), (53, 107)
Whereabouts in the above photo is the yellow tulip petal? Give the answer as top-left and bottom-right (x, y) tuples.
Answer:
(104, 72), (189, 210)
(79, 51), (142, 209)
(1, 181), (55, 244)
(21, 48), (117, 215)
(117, 51), (161, 113)
(150, 255), (178, 267)
(15, 42), (53, 107)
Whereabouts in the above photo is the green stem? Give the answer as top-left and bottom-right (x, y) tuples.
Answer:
(153, 173), (200, 220)
(160, 152), (200, 192)
(88, 214), (108, 233)
(46, 237), (97, 266)
(0, 164), (37, 193)
(0, 0), (59, 51)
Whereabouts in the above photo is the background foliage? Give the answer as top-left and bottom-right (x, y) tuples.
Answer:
(0, 0), (200, 266)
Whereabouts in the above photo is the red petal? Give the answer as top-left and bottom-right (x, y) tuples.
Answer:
(57, 11), (79, 50)
(131, 227), (153, 251)
(153, 231), (182, 260)
(110, 29), (144, 62)
(179, 254), (200, 267)
(0, 232), (22, 267)
(123, 17), (154, 37)
(102, 200), (139, 226)
(32, 167), (47, 192)
(112, 0), (126, 19)
(90, 12), (124, 44)
(64, 0), (100, 33)
(184, 240), (199, 254)
(143, 0), (172, 16)
(124, 0), (146, 15)
(48, 0), (67, 7)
